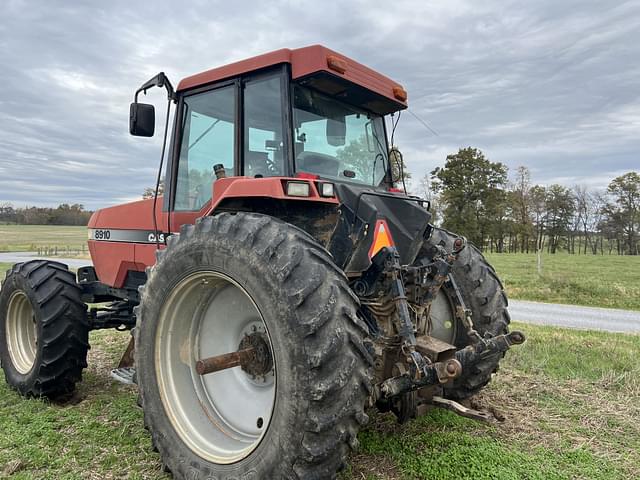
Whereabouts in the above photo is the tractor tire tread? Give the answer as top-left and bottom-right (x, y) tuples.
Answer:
(0, 260), (89, 398)
(136, 212), (372, 480)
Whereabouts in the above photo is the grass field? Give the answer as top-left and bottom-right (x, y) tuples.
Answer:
(0, 225), (87, 253)
(486, 252), (640, 311)
(0, 322), (638, 479)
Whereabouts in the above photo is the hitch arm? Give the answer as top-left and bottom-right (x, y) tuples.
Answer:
(377, 330), (526, 400)
(456, 331), (526, 367)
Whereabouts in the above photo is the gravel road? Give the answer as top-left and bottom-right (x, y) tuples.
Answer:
(0, 252), (90, 269)
(509, 299), (640, 333)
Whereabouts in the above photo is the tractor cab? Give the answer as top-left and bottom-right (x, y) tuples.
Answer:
(123, 45), (426, 276)
(130, 46), (406, 209)
(168, 68), (390, 212)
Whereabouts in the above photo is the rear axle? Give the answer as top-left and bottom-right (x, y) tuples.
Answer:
(195, 348), (256, 375)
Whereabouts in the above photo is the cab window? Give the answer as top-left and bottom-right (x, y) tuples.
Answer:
(243, 73), (285, 177)
(175, 85), (235, 211)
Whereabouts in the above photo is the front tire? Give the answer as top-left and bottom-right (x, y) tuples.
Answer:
(135, 213), (373, 479)
(0, 260), (89, 398)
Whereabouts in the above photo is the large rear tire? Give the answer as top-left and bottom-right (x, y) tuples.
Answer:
(419, 228), (510, 400)
(0, 260), (89, 398)
(135, 212), (373, 479)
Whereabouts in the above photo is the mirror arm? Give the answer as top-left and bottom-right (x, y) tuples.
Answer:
(134, 72), (176, 103)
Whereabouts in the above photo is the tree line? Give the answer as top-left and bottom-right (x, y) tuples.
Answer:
(0, 203), (93, 226)
(419, 147), (639, 255)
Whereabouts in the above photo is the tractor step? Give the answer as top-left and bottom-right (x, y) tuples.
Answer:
(110, 367), (136, 385)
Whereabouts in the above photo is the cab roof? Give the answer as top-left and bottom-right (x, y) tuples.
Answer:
(176, 45), (408, 114)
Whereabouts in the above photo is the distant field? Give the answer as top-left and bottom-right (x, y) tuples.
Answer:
(486, 252), (640, 311)
(0, 225), (87, 253)
(0, 322), (638, 479)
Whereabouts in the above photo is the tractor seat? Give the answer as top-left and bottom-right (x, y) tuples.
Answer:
(296, 151), (340, 177)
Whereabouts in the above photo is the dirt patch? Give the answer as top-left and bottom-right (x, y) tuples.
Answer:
(348, 451), (403, 480)
(2, 459), (25, 476)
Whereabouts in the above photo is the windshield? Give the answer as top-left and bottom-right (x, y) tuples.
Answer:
(293, 85), (388, 186)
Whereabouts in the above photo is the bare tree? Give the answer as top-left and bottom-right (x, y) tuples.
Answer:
(417, 173), (439, 224)
(510, 166), (533, 252)
(529, 185), (547, 252)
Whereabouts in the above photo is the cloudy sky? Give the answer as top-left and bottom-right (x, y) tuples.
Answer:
(1, 0), (638, 209)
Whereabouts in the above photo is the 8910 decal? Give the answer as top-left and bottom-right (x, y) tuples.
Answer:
(88, 228), (169, 244)
(93, 229), (111, 240)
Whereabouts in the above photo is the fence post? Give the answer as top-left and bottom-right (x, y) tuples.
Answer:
(537, 248), (543, 276)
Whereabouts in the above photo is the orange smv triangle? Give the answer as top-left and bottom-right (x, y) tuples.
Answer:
(368, 219), (395, 259)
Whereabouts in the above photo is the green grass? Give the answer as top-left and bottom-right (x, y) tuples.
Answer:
(0, 330), (164, 479)
(1, 323), (638, 479)
(486, 252), (640, 311)
(0, 225), (87, 253)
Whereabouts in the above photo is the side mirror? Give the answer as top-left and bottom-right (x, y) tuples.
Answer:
(326, 117), (346, 146)
(129, 102), (155, 137)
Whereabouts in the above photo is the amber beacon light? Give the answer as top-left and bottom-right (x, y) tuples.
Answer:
(326, 55), (347, 74)
(393, 86), (408, 102)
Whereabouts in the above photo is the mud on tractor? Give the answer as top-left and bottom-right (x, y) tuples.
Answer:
(0, 46), (524, 479)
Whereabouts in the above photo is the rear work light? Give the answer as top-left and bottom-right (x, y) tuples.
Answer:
(286, 181), (310, 197)
(319, 182), (335, 197)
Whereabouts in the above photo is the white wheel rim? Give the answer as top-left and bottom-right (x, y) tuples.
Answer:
(6, 290), (38, 374)
(155, 271), (275, 464)
(429, 289), (457, 344)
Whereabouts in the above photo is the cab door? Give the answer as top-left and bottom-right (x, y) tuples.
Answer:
(164, 66), (290, 233)
(169, 81), (238, 230)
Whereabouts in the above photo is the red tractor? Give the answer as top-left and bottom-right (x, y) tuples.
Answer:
(0, 45), (524, 479)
